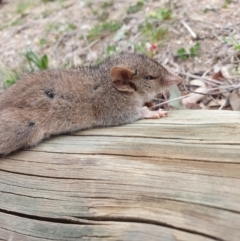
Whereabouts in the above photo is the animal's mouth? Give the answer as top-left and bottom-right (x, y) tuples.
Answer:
(144, 102), (154, 108)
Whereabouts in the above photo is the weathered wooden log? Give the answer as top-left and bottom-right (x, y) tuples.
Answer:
(0, 110), (240, 241)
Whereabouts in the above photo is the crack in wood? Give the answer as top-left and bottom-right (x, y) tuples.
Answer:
(0, 168), (105, 181)
(15, 150), (240, 164)
(4, 153), (240, 166)
(0, 208), (224, 241)
(0, 190), (60, 201)
(0, 226), (53, 241)
(71, 216), (224, 241)
(69, 134), (240, 144)
(0, 209), (96, 226)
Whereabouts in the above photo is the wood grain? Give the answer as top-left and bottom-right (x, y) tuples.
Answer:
(0, 110), (240, 241)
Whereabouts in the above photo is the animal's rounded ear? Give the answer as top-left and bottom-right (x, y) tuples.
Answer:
(110, 66), (136, 92)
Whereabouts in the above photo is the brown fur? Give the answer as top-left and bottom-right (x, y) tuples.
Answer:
(0, 53), (182, 155)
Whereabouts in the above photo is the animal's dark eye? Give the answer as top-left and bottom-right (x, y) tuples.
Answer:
(45, 89), (55, 99)
(146, 75), (154, 80)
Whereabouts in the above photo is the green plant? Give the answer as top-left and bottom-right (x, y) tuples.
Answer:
(106, 45), (117, 56)
(38, 38), (47, 46)
(139, 21), (168, 43)
(24, 50), (49, 71)
(176, 43), (201, 60)
(222, 36), (240, 51)
(16, 1), (31, 15)
(93, 45), (118, 66)
(127, 1), (144, 14)
(87, 21), (121, 41)
(190, 42), (200, 56)
(134, 41), (147, 54)
(4, 70), (19, 88)
(236, 67), (240, 75)
(176, 47), (188, 60)
(41, 0), (56, 3)
(235, 44), (240, 51)
(0, 24), (8, 30)
(11, 18), (23, 26)
(101, 0), (113, 9)
(138, 8), (170, 44)
(87, 1), (112, 22)
(148, 8), (172, 21)
(45, 22), (59, 31)
(143, 22), (167, 42)
(223, 0), (232, 7)
(97, 10), (109, 21)
(64, 23), (77, 32)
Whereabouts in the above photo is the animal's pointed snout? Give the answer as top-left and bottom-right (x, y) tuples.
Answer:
(166, 72), (182, 85)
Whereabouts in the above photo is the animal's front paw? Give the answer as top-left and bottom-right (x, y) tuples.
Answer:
(140, 106), (168, 119)
(157, 109), (168, 118)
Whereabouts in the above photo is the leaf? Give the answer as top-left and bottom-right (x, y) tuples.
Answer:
(169, 85), (185, 109)
(176, 47), (188, 60)
(182, 86), (208, 107)
(207, 99), (227, 108)
(25, 51), (36, 71)
(25, 50), (49, 70)
(190, 42), (200, 56)
(26, 51), (39, 64)
(87, 21), (121, 41)
(41, 55), (48, 69)
(114, 24), (128, 41)
(4, 79), (16, 88)
(190, 79), (206, 87)
(229, 89), (240, 111)
(106, 45), (117, 56)
(127, 1), (144, 14)
(150, 8), (172, 21)
(4, 70), (19, 88)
